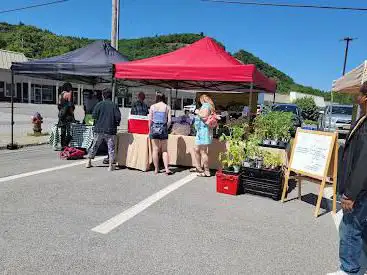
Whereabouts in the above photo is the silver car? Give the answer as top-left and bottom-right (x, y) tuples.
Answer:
(318, 105), (353, 135)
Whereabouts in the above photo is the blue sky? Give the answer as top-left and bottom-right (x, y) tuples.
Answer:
(2, 0), (367, 91)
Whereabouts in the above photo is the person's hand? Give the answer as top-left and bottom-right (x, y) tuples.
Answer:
(194, 109), (199, 115)
(341, 195), (355, 211)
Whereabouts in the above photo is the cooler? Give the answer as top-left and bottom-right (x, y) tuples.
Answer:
(128, 115), (149, 134)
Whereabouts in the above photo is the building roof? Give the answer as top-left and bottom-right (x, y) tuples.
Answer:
(0, 49), (28, 70)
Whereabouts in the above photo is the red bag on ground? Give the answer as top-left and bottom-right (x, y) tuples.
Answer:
(60, 147), (85, 160)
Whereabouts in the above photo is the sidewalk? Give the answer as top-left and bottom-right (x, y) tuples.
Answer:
(0, 134), (50, 149)
(0, 125), (128, 150)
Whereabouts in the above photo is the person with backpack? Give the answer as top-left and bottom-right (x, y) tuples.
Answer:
(190, 94), (216, 177)
(148, 92), (172, 175)
(85, 88), (121, 171)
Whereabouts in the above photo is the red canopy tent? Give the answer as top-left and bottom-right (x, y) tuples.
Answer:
(114, 37), (276, 93)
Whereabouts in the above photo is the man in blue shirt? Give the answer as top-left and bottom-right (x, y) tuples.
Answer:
(131, 92), (149, 116)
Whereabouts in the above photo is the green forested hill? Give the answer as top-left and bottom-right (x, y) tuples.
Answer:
(0, 22), (351, 103)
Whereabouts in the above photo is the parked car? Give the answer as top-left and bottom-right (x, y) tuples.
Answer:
(272, 103), (303, 129)
(318, 104), (353, 135)
(183, 104), (196, 113)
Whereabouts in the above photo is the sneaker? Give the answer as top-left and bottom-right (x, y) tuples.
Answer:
(326, 270), (348, 275)
(85, 159), (92, 168)
(103, 158), (109, 165)
(108, 164), (115, 171)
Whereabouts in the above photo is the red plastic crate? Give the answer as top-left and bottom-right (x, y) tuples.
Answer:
(128, 118), (149, 134)
(216, 171), (240, 196)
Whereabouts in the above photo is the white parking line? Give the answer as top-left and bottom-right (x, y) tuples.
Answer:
(0, 156), (104, 183)
(92, 173), (197, 234)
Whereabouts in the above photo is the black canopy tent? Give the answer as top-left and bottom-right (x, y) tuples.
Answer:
(8, 41), (128, 149)
(11, 40), (128, 84)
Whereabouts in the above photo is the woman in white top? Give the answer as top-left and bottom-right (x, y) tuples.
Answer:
(148, 92), (172, 175)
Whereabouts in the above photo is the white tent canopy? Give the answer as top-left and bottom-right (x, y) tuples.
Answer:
(332, 61), (367, 94)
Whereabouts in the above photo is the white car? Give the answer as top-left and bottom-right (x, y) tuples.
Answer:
(183, 104), (196, 112)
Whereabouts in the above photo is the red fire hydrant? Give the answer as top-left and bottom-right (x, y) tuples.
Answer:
(32, 112), (43, 134)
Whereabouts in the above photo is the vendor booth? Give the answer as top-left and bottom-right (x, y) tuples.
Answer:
(332, 61), (367, 94)
(113, 37), (277, 171)
(332, 60), (366, 123)
(11, 41), (128, 150)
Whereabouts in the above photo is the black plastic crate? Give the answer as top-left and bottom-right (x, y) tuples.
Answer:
(240, 167), (284, 201)
(241, 167), (282, 184)
(241, 178), (282, 200)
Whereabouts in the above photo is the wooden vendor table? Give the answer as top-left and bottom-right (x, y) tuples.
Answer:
(115, 133), (289, 171)
(115, 133), (227, 171)
(115, 133), (152, 171)
(167, 135), (226, 169)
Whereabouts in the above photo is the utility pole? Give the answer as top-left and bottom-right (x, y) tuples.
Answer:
(329, 37), (356, 130)
(342, 37), (355, 76)
(111, 0), (120, 49)
(111, 0), (120, 102)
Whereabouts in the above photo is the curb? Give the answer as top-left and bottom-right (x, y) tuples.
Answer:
(0, 142), (49, 151)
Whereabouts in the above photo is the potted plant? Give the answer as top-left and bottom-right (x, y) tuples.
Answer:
(217, 119), (248, 196)
(278, 112), (293, 148)
(254, 114), (270, 145)
(270, 114), (280, 146)
(219, 141), (246, 173)
(241, 149), (284, 200)
(263, 151), (283, 170)
(219, 119), (249, 173)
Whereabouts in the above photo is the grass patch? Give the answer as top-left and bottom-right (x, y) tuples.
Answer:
(27, 132), (49, 137)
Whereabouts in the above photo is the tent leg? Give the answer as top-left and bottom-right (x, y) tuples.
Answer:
(273, 92), (275, 104)
(175, 89), (178, 117)
(249, 82), (253, 119)
(7, 70), (18, 150)
(111, 78), (116, 103)
(329, 91), (333, 132)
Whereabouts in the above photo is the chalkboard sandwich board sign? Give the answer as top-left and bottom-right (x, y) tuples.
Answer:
(281, 129), (338, 217)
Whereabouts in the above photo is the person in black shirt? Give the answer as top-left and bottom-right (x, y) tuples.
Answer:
(57, 83), (75, 148)
(328, 82), (367, 275)
(86, 88), (121, 171)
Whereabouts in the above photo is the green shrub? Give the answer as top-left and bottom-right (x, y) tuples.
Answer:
(294, 97), (319, 121)
(254, 111), (293, 141)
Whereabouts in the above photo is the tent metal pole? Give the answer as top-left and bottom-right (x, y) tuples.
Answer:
(273, 91), (275, 104)
(249, 82), (253, 118)
(329, 91), (333, 132)
(111, 79), (116, 103)
(175, 88), (178, 117)
(8, 70), (18, 150)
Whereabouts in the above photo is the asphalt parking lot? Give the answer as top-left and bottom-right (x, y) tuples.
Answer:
(0, 145), (340, 274)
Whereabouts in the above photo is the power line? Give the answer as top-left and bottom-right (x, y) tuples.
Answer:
(200, 0), (367, 12)
(0, 0), (70, 14)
